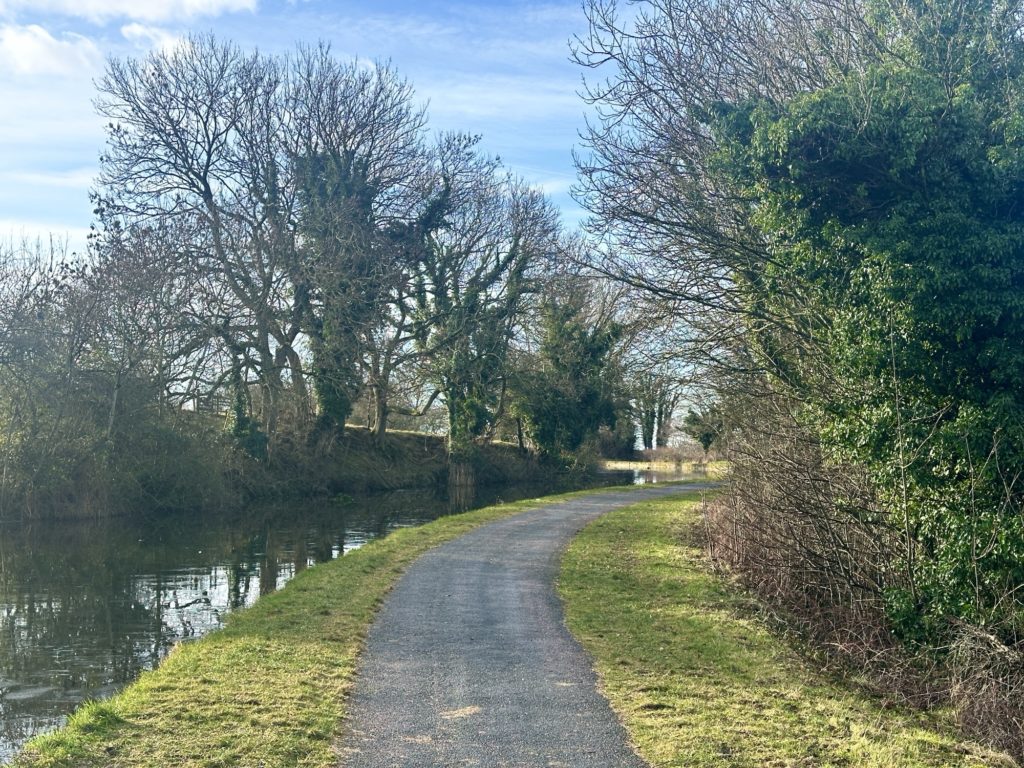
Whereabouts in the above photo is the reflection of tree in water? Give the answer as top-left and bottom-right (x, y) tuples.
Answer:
(259, 527), (278, 597)
(447, 479), (476, 515)
(227, 553), (257, 611)
(0, 537), (160, 763)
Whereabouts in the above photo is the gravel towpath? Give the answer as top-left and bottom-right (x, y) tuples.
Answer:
(339, 484), (705, 767)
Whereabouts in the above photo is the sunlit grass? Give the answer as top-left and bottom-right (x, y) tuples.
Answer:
(16, 487), (616, 768)
(559, 493), (1014, 768)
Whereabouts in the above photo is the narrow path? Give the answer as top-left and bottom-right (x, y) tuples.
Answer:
(339, 484), (705, 767)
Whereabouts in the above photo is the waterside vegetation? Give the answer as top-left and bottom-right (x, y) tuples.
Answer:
(575, 0), (1024, 753)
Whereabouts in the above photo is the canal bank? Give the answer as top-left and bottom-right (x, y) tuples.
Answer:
(5, 425), (684, 759)
(0, 472), (641, 763)
(13, 486), (659, 767)
(560, 493), (1014, 767)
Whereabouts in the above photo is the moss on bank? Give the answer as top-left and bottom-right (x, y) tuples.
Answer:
(16, 488), (609, 767)
(559, 493), (1015, 768)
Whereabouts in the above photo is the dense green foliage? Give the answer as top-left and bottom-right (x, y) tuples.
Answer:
(713, 0), (1024, 642)
(682, 407), (722, 457)
(576, 0), (1024, 750)
(514, 286), (623, 461)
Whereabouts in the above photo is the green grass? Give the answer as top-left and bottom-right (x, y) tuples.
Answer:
(559, 493), (1016, 768)
(15, 487), (613, 768)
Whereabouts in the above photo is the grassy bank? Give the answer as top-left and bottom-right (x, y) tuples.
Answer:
(559, 493), (1015, 768)
(302, 427), (550, 494)
(220, 426), (560, 501)
(14, 488), (606, 768)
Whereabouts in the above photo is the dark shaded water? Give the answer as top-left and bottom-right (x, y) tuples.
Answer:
(0, 478), (635, 762)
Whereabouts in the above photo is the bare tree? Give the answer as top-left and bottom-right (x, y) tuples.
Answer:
(572, 0), (880, 374)
(94, 36), (431, 445)
(290, 46), (429, 437)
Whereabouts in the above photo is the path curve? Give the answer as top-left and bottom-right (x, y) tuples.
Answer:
(339, 484), (704, 767)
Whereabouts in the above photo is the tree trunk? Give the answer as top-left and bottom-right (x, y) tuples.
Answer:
(640, 408), (655, 450)
(281, 343), (313, 427)
(655, 391), (679, 449)
(371, 384), (389, 438)
(105, 369), (122, 441)
(447, 456), (476, 513)
(446, 391), (477, 503)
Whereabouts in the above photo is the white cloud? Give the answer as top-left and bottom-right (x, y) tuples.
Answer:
(0, 0), (257, 24)
(424, 75), (579, 123)
(520, 3), (584, 26)
(121, 22), (181, 52)
(0, 24), (101, 75)
(5, 167), (96, 189)
(0, 77), (102, 144)
(536, 177), (573, 196)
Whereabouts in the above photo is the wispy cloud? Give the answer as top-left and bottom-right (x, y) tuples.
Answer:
(0, 0), (594, 237)
(0, 219), (92, 256)
(0, 0), (257, 24)
(0, 24), (101, 75)
(4, 168), (96, 189)
(520, 3), (586, 26)
(424, 75), (579, 123)
(121, 22), (182, 52)
(0, 76), (103, 143)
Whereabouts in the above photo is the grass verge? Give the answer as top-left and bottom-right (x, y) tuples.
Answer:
(559, 492), (1016, 768)
(15, 487), (612, 768)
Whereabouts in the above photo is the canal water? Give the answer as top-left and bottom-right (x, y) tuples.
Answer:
(0, 467), (701, 762)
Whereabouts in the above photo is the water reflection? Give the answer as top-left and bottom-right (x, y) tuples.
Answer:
(0, 482), (568, 762)
(631, 465), (709, 484)
(595, 462), (711, 486)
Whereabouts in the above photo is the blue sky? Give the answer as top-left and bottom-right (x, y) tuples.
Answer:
(0, 0), (592, 253)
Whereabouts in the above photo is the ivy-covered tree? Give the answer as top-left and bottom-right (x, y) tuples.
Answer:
(95, 39), (433, 446)
(577, 0), (1024, 654)
(291, 53), (430, 437)
(515, 282), (623, 462)
(412, 135), (560, 478)
(713, 0), (1024, 642)
(682, 406), (722, 459)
